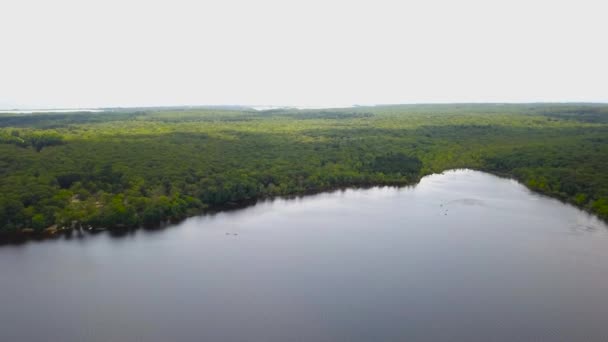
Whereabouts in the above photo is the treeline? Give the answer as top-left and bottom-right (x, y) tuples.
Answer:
(483, 144), (608, 218)
(0, 143), (423, 233)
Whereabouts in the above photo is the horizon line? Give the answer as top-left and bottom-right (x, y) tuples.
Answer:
(2, 101), (608, 112)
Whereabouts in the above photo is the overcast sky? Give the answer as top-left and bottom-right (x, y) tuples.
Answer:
(1, 0), (606, 109)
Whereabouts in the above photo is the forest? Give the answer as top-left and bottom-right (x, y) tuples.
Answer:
(1, 104), (607, 236)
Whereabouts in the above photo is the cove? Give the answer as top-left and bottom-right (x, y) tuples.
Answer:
(1, 169), (607, 342)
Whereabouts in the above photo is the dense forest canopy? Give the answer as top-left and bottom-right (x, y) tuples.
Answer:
(1, 104), (607, 235)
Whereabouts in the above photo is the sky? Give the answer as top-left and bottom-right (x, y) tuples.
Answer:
(1, 0), (607, 109)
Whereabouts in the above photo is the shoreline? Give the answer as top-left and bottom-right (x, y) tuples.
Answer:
(1, 168), (606, 245)
(0, 178), (417, 245)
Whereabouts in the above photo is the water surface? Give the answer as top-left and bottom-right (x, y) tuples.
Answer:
(0, 109), (103, 114)
(1, 170), (608, 341)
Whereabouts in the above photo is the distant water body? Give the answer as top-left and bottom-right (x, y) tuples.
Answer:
(0, 109), (104, 114)
(1, 170), (607, 342)
(250, 104), (358, 110)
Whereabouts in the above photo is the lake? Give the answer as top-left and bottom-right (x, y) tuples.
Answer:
(0, 109), (104, 114)
(1, 169), (607, 342)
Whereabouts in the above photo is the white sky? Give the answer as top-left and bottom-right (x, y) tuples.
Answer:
(0, 0), (607, 109)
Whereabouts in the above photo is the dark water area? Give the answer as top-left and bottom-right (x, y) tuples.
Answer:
(1, 169), (608, 342)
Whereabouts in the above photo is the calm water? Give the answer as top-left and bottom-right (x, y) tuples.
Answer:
(1, 170), (608, 342)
